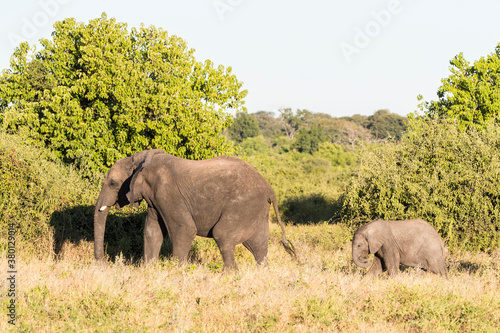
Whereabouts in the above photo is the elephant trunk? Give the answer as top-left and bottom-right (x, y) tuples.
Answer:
(94, 194), (110, 260)
(352, 249), (371, 268)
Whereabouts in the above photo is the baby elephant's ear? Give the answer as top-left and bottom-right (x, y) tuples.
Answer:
(366, 230), (383, 254)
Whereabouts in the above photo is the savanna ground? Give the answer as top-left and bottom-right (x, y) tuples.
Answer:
(1, 223), (499, 332)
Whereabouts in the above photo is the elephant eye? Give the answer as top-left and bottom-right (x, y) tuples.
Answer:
(109, 180), (119, 188)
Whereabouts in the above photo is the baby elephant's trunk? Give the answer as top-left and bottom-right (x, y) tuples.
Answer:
(353, 253), (371, 268)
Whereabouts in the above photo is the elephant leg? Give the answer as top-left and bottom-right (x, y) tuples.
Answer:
(143, 207), (167, 263)
(167, 216), (197, 264)
(427, 258), (448, 278)
(214, 239), (238, 270)
(242, 227), (269, 267)
(368, 255), (384, 276)
(169, 231), (196, 264)
(383, 251), (400, 276)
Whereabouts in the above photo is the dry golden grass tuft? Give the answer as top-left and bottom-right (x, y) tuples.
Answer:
(1, 224), (499, 332)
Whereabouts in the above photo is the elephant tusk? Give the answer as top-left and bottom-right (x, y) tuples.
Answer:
(99, 206), (107, 212)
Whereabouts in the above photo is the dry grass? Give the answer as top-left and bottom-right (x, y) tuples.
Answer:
(1, 224), (499, 332)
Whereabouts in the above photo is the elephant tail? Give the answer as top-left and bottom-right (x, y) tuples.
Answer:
(270, 194), (297, 260)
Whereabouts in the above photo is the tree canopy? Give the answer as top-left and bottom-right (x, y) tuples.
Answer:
(227, 111), (260, 142)
(419, 44), (500, 128)
(0, 13), (247, 175)
(244, 108), (407, 149)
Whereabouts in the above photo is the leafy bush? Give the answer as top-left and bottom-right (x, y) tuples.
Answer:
(237, 136), (271, 156)
(314, 142), (357, 167)
(0, 133), (98, 256)
(0, 14), (246, 176)
(340, 118), (500, 251)
(0, 132), (154, 260)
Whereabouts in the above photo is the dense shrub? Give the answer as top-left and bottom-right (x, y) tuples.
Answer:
(0, 132), (152, 260)
(313, 142), (357, 167)
(340, 118), (500, 251)
(0, 133), (97, 256)
(237, 136), (271, 156)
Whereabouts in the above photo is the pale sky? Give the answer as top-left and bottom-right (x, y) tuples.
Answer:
(2, 0), (500, 117)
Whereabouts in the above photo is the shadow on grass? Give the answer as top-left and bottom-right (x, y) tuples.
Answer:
(281, 193), (341, 225)
(50, 205), (172, 263)
(454, 260), (484, 274)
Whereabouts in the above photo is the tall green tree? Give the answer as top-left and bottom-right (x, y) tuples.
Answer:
(0, 14), (247, 175)
(278, 108), (312, 139)
(292, 125), (327, 154)
(253, 111), (282, 138)
(366, 109), (408, 140)
(227, 111), (260, 142)
(419, 44), (500, 128)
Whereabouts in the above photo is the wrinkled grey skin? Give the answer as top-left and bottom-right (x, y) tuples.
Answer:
(94, 149), (165, 261)
(126, 154), (295, 270)
(352, 219), (447, 277)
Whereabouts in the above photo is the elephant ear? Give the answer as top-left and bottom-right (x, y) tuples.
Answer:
(366, 229), (383, 254)
(126, 167), (146, 208)
(131, 149), (164, 170)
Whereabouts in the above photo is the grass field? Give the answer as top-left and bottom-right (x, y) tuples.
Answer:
(2, 223), (499, 332)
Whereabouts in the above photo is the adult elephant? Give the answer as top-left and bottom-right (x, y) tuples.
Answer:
(94, 149), (165, 261)
(352, 219), (447, 277)
(125, 153), (296, 270)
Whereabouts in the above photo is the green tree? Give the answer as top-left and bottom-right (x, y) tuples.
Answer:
(227, 111), (260, 142)
(0, 14), (246, 175)
(366, 109), (408, 140)
(279, 108), (312, 139)
(253, 111), (282, 138)
(419, 44), (500, 128)
(329, 118), (371, 147)
(292, 124), (327, 154)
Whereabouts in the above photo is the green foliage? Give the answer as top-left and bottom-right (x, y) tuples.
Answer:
(278, 108), (313, 139)
(314, 142), (357, 167)
(271, 135), (293, 154)
(292, 124), (327, 154)
(227, 111), (260, 142)
(420, 44), (500, 128)
(0, 132), (99, 256)
(249, 109), (407, 148)
(239, 147), (356, 224)
(0, 131), (155, 260)
(252, 111), (282, 137)
(237, 135), (271, 156)
(365, 109), (408, 139)
(0, 14), (246, 175)
(340, 118), (500, 251)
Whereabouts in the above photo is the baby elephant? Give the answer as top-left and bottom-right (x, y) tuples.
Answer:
(352, 219), (447, 277)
